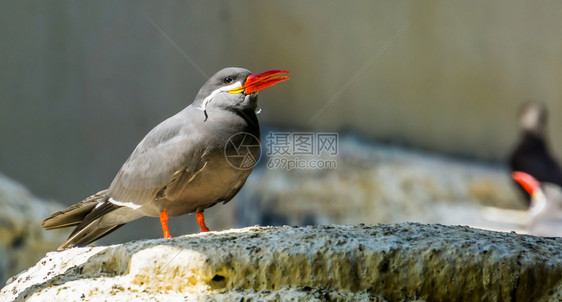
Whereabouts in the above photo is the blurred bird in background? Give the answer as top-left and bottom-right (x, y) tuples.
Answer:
(509, 102), (562, 206)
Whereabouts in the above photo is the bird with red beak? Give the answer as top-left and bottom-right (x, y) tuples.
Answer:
(43, 67), (290, 249)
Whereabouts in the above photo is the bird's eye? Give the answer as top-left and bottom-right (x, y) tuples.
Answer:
(224, 76), (233, 84)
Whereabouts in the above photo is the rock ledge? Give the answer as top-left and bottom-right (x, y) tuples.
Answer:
(1, 223), (560, 301)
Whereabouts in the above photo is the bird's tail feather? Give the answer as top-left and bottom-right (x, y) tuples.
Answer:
(56, 200), (131, 250)
(57, 223), (124, 250)
(42, 189), (139, 250)
(42, 190), (108, 230)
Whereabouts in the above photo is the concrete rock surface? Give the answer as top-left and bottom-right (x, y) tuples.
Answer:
(0, 173), (67, 285)
(1, 223), (560, 302)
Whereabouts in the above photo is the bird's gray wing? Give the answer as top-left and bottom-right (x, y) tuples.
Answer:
(106, 112), (206, 209)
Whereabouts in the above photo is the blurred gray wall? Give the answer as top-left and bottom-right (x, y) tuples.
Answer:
(1, 0), (562, 205)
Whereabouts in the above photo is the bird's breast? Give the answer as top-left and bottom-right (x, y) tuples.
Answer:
(163, 152), (255, 216)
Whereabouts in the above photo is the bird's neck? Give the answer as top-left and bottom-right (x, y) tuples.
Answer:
(530, 189), (547, 216)
(520, 131), (549, 151)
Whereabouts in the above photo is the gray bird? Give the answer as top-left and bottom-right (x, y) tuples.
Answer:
(509, 102), (562, 206)
(42, 67), (290, 249)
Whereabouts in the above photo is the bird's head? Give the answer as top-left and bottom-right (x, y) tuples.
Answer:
(519, 101), (548, 137)
(195, 67), (289, 115)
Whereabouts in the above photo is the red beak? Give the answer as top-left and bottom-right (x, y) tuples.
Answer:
(511, 171), (540, 195)
(237, 70), (290, 94)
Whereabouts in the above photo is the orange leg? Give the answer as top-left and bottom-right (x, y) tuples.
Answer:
(159, 208), (172, 239)
(196, 208), (210, 232)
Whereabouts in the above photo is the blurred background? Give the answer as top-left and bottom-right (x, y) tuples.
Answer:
(1, 1), (562, 283)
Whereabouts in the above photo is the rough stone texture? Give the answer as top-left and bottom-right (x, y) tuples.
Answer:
(238, 135), (527, 232)
(0, 173), (67, 285)
(1, 224), (560, 301)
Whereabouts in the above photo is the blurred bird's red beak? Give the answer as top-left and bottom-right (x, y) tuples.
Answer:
(229, 70), (290, 94)
(511, 171), (540, 195)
